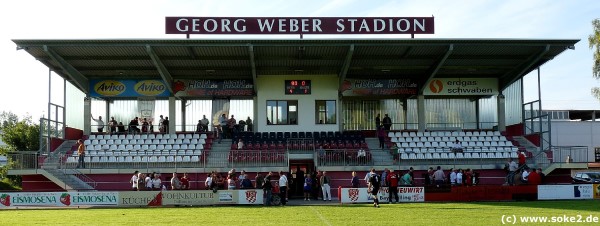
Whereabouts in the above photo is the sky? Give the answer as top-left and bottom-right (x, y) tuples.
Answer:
(0, 0), (599, 119)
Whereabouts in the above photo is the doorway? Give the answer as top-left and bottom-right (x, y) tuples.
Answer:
(288, 160), (315, 198)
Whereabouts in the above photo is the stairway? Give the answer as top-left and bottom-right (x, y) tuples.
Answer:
(365, 138), (395, 166)
(511, 136), (540, 168)
(206, 139), (232, 168)
(40, 140), (96, 191)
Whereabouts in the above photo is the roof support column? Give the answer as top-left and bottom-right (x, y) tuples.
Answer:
(146, 45), (174, 94)
(83, 97), (91, 136)
(43, 46), (89, 94)
(417, 95), (426, 132)
(420, 44), (453, 94)
(248, 45), (257, 94)
(497, 94), (506, 132)
(181, 99), (187, 132)
(169, 97), (176, 134)
(338, 45), (355, 89)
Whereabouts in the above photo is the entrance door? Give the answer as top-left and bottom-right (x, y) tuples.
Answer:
(289, 160), (315, 198)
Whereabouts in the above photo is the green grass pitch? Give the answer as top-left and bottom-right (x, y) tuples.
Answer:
(1, 200), (599, 226)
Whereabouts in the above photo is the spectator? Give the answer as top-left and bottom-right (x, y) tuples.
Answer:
(401, 170), (413, 186)
(381, 168), (389, 187)
(451, 139), (464, 153)
(141, 118), (149, 134)
(228, 115), (237, 136)
(518, 151), (526, 168)
(246, 117), (253, 132)
(136, 173), (145, 191)
(109, 117), (118, 134)
(314, 171), (322, 200)
(357, 148), (367, 164)
(408, 167), (415, 184)
(237, 139), (244, 150)
(129, 117), (140, 134)
(465, 168), (473, 186)
(456, 169), (463, 185)
(375, 113), (381, 128)
(513, 170), (524, 186)
(145, 173), (153, 191)
(304, 174), (313, 201)
(433, 166), (445, 187)
(196, 120), (203, 133)
(449, 168), (457, 185)
(227, 173), (237, 190)
(218, 114), (227, 143)
(238, 119), (246, 132)
(424, 167), (434, 185)
(279, 171), (288, 206)
(537, 168), (545, 184)
(200, 115), (209, 132)
(152, 174), (162, 191)
(351, 171), (360, 188)
(171, 173), (182, 190)
(377, 126), (386, 149)
(382, 113), (392, 131)
(157, 115), (164, 133)
(117, 122), (126, 134)
(507, 158), (518, 185)
(205, 172), (213, 190)
(239, 170), (253, 189)
(163, 117), (170, 134)
(130, 170), (139, 191)
(91, 115), (104, 133)
(368, 168), (381, 208)
(76, 139), (86, 169)
(320, 171), (332, 201)
(528, 168), (541, 185)
(216, 173), (226, 190)
(255, 172), (265, 189)
(387, 169), (399, 204)
(180, 173), (190, 190)
(521, 168), (530, 184)
(263, 172), (273, 206)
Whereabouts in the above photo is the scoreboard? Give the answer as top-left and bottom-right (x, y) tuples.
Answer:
(285, 80), (311, 94)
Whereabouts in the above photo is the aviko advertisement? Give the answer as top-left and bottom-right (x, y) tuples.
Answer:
(90, 80), (170, 97)
(424, 78), (498, 96)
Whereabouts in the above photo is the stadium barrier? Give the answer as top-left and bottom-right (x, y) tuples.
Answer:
(0, 189), (264, 208)
(538, 184), (597, 200)
(339, 186), (425, 204)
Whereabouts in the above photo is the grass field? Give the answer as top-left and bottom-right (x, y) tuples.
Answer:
(2, 200), (599, 226)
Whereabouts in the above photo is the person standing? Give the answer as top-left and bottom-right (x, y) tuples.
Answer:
(91, 115), (104, 133)
(200, 115), (210, 132)
(218, 114), (227, 143)
(377, 126), (386, 149)
(278, 171), (288, 205)
(163, 117), (170, 134)
(180, 173), (190, 190)
(263, 172), (273, 206)
(76, 139), (86, 169)
(145, 173), (153, 191)
(382, 114), (392, 131)
(401, 170), (413, 186)
(433, 166), (445, 187)
(130, 171), (139, 191)
(368, 168), (381, 208)
(109, 117), (118, 134)
(171, 173), (181, 190)
(303, 174), (313, 201)
(449, 168), (457, 185)
(246, 117), (253, 132)
(387, 169), (399, 204)
(351, 171), (360, 188)
(375, 113), (381, 129)
(255, 172), (265, 189)
(152, 174), (162, 191)
(136, 173), (145, 191)
(320, 171), (332, 201)
(507, 158), (518, 185)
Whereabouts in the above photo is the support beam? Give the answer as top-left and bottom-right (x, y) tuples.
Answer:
(338, 44), (355, 89)
(500, 45), (550, 90)
(419, 44), (453, 94)
(43, 46), (89, 93)
(248, 45), (257, 93)
(146, 45), (174, 94)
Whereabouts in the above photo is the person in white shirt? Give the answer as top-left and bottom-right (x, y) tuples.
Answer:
(205, 173), (213, 190)
(507, 158), (518, 185)
(145, 174), (153, 191)
(171, 172), (181, 190)
(449, 168), (457, 185)
(456, 169), (463, 185)
(237, 139), (244, 150)
(152, 174), (162, 191)
(91, 115), (105, 133)
(130, 171), (139, 191)
(364, 170), (373, 186)
(279, 171), (288, 206)
(451, 139), (463, 152)
(521, 168), (530, 183)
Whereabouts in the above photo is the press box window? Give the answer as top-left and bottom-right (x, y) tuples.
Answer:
(266, 100), (298, 125)
(316, 100), (336, 124)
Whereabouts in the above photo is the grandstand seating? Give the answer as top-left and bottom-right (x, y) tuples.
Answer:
(387, 131), (519, 160)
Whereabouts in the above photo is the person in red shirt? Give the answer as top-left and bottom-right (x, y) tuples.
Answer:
(518, 151), (526, 168)
(528, 170), (541, 185)
(465, 168), (473, 186)
(387, 169), (399, 203)
(180, 173), (190, 190)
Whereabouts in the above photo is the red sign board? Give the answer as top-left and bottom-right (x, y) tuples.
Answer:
(165, 17), (434, 35)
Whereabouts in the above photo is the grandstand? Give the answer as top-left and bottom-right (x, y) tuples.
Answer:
(7, 37), (591, 199)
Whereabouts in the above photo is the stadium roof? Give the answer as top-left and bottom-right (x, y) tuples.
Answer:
(13, 38), (578, 95)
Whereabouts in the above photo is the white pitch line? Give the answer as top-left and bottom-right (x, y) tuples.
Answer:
(310, 206), (333, 226)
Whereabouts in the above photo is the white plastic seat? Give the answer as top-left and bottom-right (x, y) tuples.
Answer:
(118, 135), (126, 140)
(92, 140), (99, 145)
(114, 140), (122, 145)
(84, 140), (92, 145)
(200, 134), (207, 139)
(440, 153), (448, 159)
(129, 139), (137, 145)
(175, 139), (183, 145)
(149, 156), (158, 162)
(165, 144), (173, 150)
(395, 132), (402, 137)
(408, 153), (416, 160)
(89, 135), (97, 140)
(425, 153), (433, 159)
(158, 156), (167, 162)
(193, 150), (202, 155)
(157, 144), (165, 150)
(125, 144), (134, 151)
(163, 134), (171, 139)
(447, 153), (455, 159)
(167, 156), (175, 162)
(133, 145), (142, 151)
(125, 135), (133, 140)
(141, 145), (149, 151)
(191, 156), (200, 162)
(196, 144), (203, 150)
(472, 153), (480, 159)
(192, 134), (200, 139)
(183, 156), (191, 162)
(124, 156), (133, 162)
(121, 140), (129, 145)
(155, 134), (163, 139)
(148, 134), (156, 139)
(464, 153), (471, 158)
(388, 132), (395, 137)
(185, 134), (193, 139)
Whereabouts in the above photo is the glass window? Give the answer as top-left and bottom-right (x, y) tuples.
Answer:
(316, 100), (336, 124)
(266, 100), (298, 125)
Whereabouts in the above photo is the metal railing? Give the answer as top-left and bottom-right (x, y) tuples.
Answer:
(6, 152), (39, 170)
(534, 146), (589, 171)
(286, 138), (316, 154)
(316, 149), (373, 166)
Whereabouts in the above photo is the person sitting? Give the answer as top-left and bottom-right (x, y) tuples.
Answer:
(521, 168), (530, 184)
(196, 120), (203, 133)
(357, 148), (367, 164)
(451, 139), (463, 153)
(237, 139), (244, 150)
(128, 117), (140, 134)
(117, 122), (126, 134)
(141, 118), (149, 134)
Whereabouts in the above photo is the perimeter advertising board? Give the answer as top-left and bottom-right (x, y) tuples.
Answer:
(0, 192), (118, 207)
(423, 78), (498, 96)
(538, 185), (594, 200)
(595, 184), (600, 199)
(340, 79), (418, 96)
(173, 79), (254, 97)
(90, 80), (170, 97)
(340, 187), (425, 203)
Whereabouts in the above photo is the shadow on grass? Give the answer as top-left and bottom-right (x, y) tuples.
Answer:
(458, 200), (600, 212)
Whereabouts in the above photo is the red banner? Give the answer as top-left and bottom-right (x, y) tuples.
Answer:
(166, 17), (434, 35)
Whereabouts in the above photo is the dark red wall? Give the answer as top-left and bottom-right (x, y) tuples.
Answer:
(21, 175), (65, 192)
(65, 127), (83, 140)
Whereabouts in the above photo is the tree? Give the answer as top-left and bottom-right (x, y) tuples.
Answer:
(589, 19), (600, 99)
(0, 112), (40, 153)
